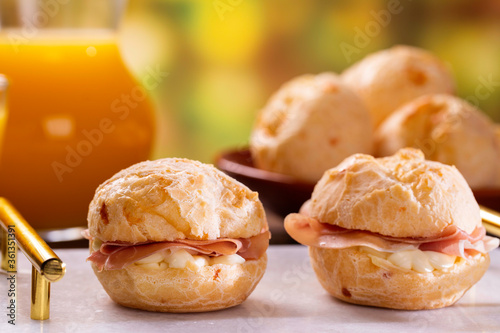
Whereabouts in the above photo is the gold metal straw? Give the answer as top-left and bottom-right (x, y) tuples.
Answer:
(0, 197), (65, 320)
(480, 205), (500, 238)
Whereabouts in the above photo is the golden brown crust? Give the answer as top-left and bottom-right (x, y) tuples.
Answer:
(92, 254), (267, 313)
(250, 72), (373, 183)
(375, 94), (500, 189)
(88, 158), (267, 243)
(309, 247), (489, 310)
(342, 45), (455, 127)
(309, 148), (481, 238)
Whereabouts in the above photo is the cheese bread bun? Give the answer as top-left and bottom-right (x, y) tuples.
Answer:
(375, 94), (500, 189)
(342, 45), (455, 127)
(285, 148), (498, 310)
(250, 72), (373, 183)
(86, 158), (269, 312)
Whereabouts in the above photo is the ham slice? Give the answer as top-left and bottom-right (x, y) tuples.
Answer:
(284, 213), (499, 258)
(86, 231), (270, 271)
(285, 214), (419, 252)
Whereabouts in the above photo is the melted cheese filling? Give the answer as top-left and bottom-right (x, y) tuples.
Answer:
(92, 239), (102, 252)
(134, 249), (245, 270)
(359, 246), (458, 273)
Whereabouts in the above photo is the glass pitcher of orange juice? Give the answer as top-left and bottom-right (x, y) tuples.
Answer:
(0, 0), (156, 232)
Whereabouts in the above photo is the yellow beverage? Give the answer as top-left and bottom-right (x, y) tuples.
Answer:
(0, 87), (6, 155)
(0, 108), (5, 150)
(0, 29), (156, 229)
(0, 75), (7, 152)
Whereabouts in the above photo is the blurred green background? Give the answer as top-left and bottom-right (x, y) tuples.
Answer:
(119, 0), (500, 162)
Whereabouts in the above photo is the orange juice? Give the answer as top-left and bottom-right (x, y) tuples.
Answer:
(0, 104), (5, 153)
(0, 29), (156, 229)
(0, 76), (7, 155)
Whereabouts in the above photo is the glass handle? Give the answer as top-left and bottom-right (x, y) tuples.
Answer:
(0, 197), (65, 320)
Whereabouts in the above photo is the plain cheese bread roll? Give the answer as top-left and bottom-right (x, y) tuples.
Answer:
(342, 45), (455, 127)
(375, 94), (500, 189)
(250, 72), (373, 183)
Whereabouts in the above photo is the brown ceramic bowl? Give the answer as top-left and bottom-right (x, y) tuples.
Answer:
(215, 148), (315, 218)
(215, 148), (500, 216)
(473, 188), (500, 212)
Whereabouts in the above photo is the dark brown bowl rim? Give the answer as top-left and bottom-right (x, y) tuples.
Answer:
(215, 148), (316, 189)
(215, 148), (500, 196)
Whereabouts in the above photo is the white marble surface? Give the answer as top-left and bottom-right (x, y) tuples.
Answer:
(1, 246), (500, 333)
